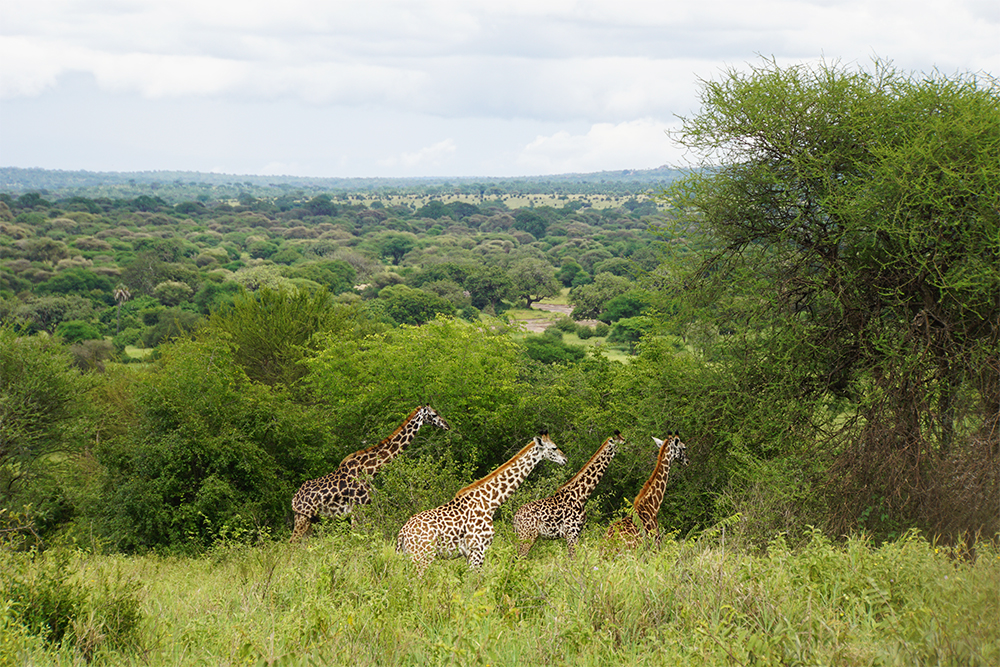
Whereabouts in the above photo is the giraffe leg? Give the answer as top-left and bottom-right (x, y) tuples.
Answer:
(290, 513), (312, 543)
(565, 533), (579, 558)
(512, 511), (538, 558)
(466, 527), (494, 569)
(403, 540), (435, 576)
(515, 534), (537, 559)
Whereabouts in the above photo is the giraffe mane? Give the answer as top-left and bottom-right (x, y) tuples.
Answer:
(453, 438), (537, 498)
(633, 439), (670, 509)
(557, 434), (616, 492)
(340, 406), (424, 464)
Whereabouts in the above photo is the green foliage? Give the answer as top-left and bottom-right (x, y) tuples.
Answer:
(5, 530), (997, 666)
(555, 259), (586, 287)
(1, 547), (143, 660)
(208, 286), (379, 388)
(152, 280), (193, 306)
(606, 315), (654, 351)
(362, 452), (475, 540)
(192, 278), (242, 313)
(666, 58), (1000, 539)
(370, 231), (417, 265)
(37, 267), (114, 301)
(599, 291), (649, 323)
(553, 315), (578, 333)
(569, 272), (632, 319)
(139, 307), (200, 348)
(0, 324), (91, 506)
(283, 259), (357, 294)
(508, 257), (561, 308)
(94, 337), (323, 552)
(513, 207), (552, 238)
(463, 264), (514, 313)
(54, 319), (102, 343)
(306, 317), (532, 471)
(378, 284), (456, 325)
(522, 330), (587, 365)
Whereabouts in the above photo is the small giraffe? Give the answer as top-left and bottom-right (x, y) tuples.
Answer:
(606, 433), (689, 547)
(512, 430), (626, 558)
(290, 405), (450, 542)
(396, 432), (567, 574)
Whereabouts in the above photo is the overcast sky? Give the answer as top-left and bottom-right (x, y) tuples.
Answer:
(1, 1), (997, 178)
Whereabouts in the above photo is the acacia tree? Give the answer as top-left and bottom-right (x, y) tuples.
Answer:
(509, 258), (561, 308)
(667, 59), (999, 538)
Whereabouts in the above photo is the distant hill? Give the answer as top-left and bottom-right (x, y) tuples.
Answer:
(0, 166), (686, 203)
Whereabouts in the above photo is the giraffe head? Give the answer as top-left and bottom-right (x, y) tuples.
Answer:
(608, 430), (626, 452)
(534, 431), (568, 465)
(415, 405), (451, 431)
(653, 433), (689, 467)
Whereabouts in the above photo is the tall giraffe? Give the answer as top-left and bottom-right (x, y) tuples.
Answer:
(512, 430), (626, 557)
(290, 405), (450, 542)
(396, 432), (567, 574)
(606, 433), (689, 547)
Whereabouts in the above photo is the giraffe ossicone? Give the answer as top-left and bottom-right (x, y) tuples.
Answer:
(513, 430), (625, 558)
(396, 432), (567, 575)
(289, 405), (450, 542)
(606, 432), (689, 548)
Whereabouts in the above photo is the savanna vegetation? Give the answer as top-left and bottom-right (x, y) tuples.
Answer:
(1, 59), (997, 665)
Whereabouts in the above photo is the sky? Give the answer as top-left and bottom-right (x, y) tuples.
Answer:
(1, 1), (997, 179)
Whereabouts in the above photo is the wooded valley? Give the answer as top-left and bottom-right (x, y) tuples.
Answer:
(1, 60), (997, 666)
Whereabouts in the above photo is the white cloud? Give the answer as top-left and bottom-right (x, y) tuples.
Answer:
(380, 139), (457, 169)
(517, 119), (682, 173)
(2, 1), (997, 176)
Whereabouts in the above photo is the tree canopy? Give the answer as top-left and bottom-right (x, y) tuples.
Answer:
(667, 58), (999, 536)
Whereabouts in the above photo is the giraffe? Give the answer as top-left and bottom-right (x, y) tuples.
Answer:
(289, 405), (450, 542)
(606, 433), (689, 547)
(512, 430), (626, 558)
(396, 432), (567, 574)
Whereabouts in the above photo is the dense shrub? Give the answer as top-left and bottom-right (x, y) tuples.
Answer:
(1, 548), (143, 660)
(54, 319), (102, 343)
(522, 331), (587, 365)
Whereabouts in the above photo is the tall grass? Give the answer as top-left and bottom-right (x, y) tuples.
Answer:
(3, 524), (997, 666)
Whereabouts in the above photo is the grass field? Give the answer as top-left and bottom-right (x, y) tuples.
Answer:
(4, 524), (997, 666)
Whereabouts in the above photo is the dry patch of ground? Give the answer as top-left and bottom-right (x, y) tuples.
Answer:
(519, 302), (601, 333)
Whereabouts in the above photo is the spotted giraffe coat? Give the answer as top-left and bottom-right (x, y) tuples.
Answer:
(512, 430), (625, 557)
(396, 433), (567, 574)
(606, 434), (689, 547)
(290, 405), (450, 541)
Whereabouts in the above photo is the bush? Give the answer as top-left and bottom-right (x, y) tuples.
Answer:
(361, 452), (475, 540)
(111, 326), (143, 352)
(94, 338), (313, 552)
(55, 319), (102, 343)
(69, 339), (114, 371)
(523, 333), (587, 364)
(607, 316), (655, 352)
(0, 548), (143, 660)
(554, 316), (577, 332)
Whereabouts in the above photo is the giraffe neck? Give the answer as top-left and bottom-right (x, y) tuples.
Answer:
(454, 441), (544, 512)
(634, 445), (671, 520)
(344, 407), (425, 474)
(557, 437), (617, 499)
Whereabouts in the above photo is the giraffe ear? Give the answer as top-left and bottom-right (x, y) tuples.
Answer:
(653, 437), (664, 446)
